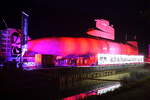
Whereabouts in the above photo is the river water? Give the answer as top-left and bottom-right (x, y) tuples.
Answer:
(63, 82), (121, 100)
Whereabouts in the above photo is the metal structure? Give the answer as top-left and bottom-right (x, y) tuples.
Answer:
(20, 11), (29, 63)
(0, 29), (11, 62)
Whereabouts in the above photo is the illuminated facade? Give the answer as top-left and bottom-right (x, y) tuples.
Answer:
(28, 37), (138, 56)
(0, 19), (144, 69)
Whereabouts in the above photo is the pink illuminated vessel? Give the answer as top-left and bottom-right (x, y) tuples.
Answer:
(0, 19), (144, 69)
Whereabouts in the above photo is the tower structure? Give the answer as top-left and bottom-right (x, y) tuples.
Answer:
(0, 29), (11, 62)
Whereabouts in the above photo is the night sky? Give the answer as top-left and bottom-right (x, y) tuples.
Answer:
(0, 0), (150, 54)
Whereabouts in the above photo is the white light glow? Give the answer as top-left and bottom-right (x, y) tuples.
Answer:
(98, 54), (144, 65)
(23, 62), (36, 66)
(97, 83), (121, 95)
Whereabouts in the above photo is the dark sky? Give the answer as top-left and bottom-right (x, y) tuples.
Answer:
(0, 0), (150, 44)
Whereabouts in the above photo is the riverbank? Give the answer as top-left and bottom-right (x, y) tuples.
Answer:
(84, 77), (150, 100)
(0, 64), (147, 100)
(84, 65), (150, 100)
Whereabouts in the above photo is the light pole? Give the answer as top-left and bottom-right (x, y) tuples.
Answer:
(20, 11), (29, 68)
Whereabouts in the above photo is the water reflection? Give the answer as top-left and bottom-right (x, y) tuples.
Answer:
(63, 82), (121, 100)
(63, 91), (97, 100)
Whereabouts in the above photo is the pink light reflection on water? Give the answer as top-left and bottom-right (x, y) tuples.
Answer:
(63, 82), (121, 100)
(63, 91), (97, 100)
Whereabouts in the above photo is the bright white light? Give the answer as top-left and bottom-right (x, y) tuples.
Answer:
(23, 62), (36, 66)
(97, 54), (144, 65)
(97, 83), (121, 95)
